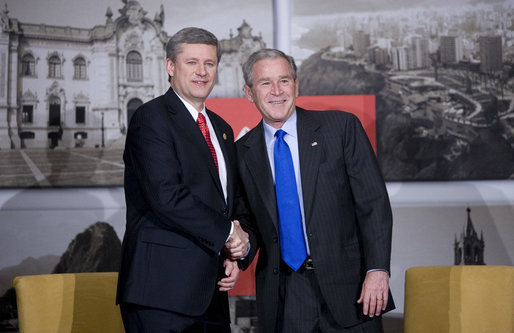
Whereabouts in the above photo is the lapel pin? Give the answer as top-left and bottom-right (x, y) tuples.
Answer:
(311, 142), (318, 146)
(223, 133), (227, 140)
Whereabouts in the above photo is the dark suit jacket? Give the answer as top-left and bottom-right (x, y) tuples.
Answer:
(237, 107), (395, 332)
(116, 87), (243, 318)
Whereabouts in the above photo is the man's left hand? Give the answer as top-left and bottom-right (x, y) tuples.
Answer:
(357, 270), (389, 317)
(217, 259), (240, 291)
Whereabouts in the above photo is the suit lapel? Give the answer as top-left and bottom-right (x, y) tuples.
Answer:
(164, 89), (225, 200)
(209, 110), (233, 207)
(296, 108), (322, 227)
(241, 123), (278, 230)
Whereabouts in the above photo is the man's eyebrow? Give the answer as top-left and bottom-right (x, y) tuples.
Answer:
(256, 75), (292, 83)
(183, 56), (216, 62)
(256, 77), (271, 83)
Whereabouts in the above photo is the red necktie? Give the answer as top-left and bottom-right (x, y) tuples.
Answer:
(197, 113), (218, 171)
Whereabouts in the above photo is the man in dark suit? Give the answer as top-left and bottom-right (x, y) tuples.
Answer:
(236, 48), (395, 332)
(116, 27), (249, 333)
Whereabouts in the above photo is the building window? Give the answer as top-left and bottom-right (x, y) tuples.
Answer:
(48, 55), (62, 78)
(49, 96), (61, 126)
(20, 131), (35, 139)
(22, 105), (34, 123)
(76, 106), (86, 124)
(22, 54), (36, 76)
(73, 57), (87, 79)
(126, 51), (142, 81)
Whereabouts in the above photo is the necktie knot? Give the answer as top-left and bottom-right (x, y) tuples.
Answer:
(275, 129), (287, 140)
(197, 112), (207, 127)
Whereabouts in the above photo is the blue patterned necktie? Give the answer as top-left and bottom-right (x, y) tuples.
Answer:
(274, 129), (308, 271)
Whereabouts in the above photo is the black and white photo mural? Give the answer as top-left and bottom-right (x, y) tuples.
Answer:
(0, 0), (271, 188)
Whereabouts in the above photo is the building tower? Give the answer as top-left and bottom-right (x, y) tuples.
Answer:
(352, 30), (371, 57)
(454, 207), (485, 265)
(479, 35), (503, 73)
(412, 37), (430, 69)
(212, 20), (266, 98)
(440, 35), (462, 65)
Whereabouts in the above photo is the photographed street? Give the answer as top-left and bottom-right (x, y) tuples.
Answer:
(0, 148), (124, 187)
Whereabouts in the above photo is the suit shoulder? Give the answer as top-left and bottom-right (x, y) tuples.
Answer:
(301, 108), (360, 127)
(132, 95), (167, 119)
(235, 125), (258, 148)
(206, 109), (229, 126)
(206, 109), (236, 142)
(306, 109), (356, 120)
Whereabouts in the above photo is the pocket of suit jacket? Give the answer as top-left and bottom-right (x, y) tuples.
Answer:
(141, 227), (191, 248)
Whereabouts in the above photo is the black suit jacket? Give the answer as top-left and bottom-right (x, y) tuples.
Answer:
(116, 87), (243, 318)
(237, 107), (395, 332)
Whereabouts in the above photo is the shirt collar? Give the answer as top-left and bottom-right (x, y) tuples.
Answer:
(174, 90), (206, 121)
(263, 109), (298, 145)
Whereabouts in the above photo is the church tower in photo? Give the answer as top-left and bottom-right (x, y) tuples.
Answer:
(454, 207), (485, 265)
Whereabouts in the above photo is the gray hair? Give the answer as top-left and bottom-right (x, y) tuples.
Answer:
(166, 27), (221, 63)
(242, 48), (297, 87)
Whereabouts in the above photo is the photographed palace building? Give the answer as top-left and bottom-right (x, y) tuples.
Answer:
(0, 1), (265, 149)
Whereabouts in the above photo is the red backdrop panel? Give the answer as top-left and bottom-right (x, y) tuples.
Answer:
(205, 95), (376, 295)
(206, 95), (376, 151)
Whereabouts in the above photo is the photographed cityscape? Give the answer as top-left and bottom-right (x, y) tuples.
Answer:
(293, 1), (514, 180)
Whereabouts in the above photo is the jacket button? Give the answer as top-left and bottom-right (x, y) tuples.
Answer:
(273, 268), (278, 274)
(272, 236), (278, 243)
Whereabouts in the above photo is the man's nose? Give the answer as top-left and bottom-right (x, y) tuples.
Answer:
(195, 64), (207, 76)
(271, 82), (282, 95)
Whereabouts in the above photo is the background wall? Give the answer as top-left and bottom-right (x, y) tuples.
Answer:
(2, 181), (513, 314)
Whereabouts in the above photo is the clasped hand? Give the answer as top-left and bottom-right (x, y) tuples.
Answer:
(224, 220), (249, 260)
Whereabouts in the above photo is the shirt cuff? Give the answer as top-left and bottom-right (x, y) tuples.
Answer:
(226, 221), (234, 243)
(367, 268), (389, 275)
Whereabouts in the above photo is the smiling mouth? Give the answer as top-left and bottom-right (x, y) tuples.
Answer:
(269, 100), (286, 104)
(193, 80), (209, 86)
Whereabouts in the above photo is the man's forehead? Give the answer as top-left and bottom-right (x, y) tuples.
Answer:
(176, 43), (218, 59)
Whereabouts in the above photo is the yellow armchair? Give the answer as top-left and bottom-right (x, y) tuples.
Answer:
(12, 272), (124, 333)
(404, 265), (514, 333)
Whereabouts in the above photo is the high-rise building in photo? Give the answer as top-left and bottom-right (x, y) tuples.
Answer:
(352, 30), (371, 57)
(479, 35), (503, 73)
(412, 37), (430, 69)
(440, 35), (463, 64)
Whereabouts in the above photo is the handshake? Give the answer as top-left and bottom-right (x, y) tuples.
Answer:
(224, 220), (249, 260)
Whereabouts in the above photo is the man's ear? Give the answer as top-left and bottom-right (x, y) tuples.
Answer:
(166, 58), (175, 78)
(243, 85), (254, 102)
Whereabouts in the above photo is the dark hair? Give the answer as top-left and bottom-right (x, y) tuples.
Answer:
(242, 48), (297, 87)
(166, 27), (221, 63)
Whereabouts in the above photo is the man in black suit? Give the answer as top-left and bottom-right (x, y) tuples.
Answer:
(237, 48), (395, 332)
(116, 27), (249, 333)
